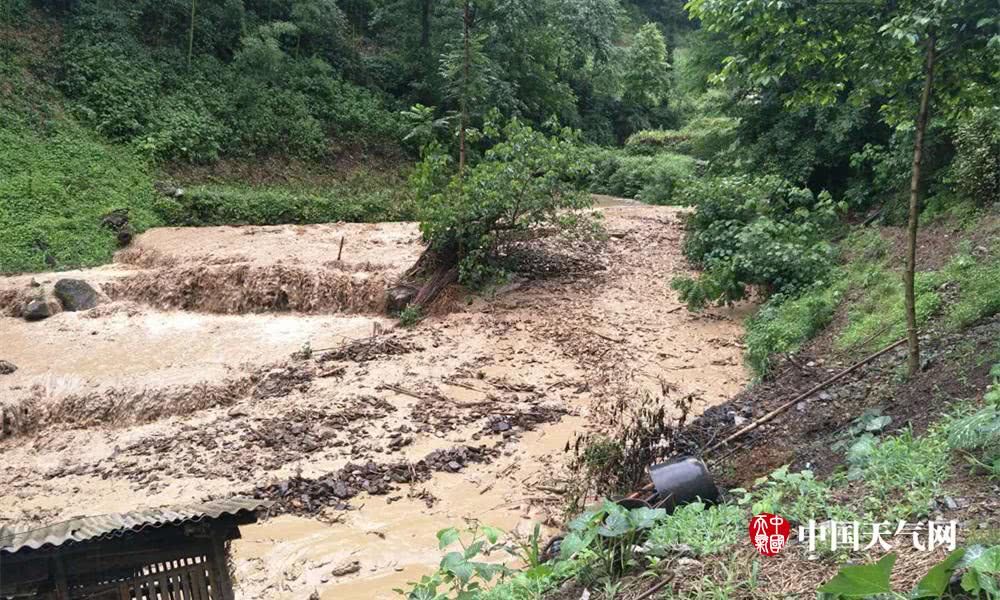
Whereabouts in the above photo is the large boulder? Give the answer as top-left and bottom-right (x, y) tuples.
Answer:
(0, 360), (16, 375)
(386, 285), (417, 313)
(54, 279), (101, 311)
(23, 298), (61, 321)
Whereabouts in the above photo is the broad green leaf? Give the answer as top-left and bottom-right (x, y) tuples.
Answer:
(437, 527), (460, 550)
(464, 540), (485, 560)
(480, 525), (504, 544)
(474, 562), (507, 581)
(866, 416), (892, 431)
(558, 531), (593, 560)
(971, 546), (1000, 574)
(818, 553), (897, 597)
(440, 551), (474, 584)
(913, 548), (965, 598)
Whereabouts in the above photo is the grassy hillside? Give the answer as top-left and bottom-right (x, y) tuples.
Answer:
(0, 20), (161, 273)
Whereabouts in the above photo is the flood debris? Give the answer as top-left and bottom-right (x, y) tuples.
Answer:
(316, 335), (418, 363)
(254, 445), (498, 515)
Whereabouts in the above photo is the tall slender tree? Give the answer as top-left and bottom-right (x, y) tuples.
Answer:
(689, 0), (1000, 375)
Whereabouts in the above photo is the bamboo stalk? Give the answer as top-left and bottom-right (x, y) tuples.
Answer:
(702, 337), (907, 455)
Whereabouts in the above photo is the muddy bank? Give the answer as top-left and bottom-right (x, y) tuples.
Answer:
(0, 222), (422, 317)
(0, 204), (750, 600)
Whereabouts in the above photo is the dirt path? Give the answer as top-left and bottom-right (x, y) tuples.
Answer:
(0, 203), (750, 599)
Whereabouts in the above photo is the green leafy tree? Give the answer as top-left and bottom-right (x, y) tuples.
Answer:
(412, 114), (592, 288)
(689, 0), (1000, 376)
(622, 22), (670, 112)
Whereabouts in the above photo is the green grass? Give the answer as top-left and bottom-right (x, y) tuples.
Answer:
(745, 228), (1000, 377)
(853, 428), (951, 520)
(744, 282), (844, 376)
(646, 502), (745, 557)
(155, 176), (416, 227)
(0, 30), (161, 274)
(0, 121), (161, 273)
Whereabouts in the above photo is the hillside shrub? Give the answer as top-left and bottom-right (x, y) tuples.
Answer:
(155, 179), (416, 226)
(951, 107), (1000, 207)
(744, 282), (843, 376)
(673, 175), (841, 309)
(625, 116), (736, 160)
(589, 151), (697, 205)
(413, 118), (592, 287)
(58, 7), (403, 163)
(0, 119), (160, 273)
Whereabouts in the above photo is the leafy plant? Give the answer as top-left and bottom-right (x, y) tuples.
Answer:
(399, 305), (425, 328)
(849, 428), (950, 520)
(413, 115), (594, 288)
(733, 466), (852, 525)
(560, 500), (667, 581)
(818, 549), (965, 599)
(397, 524), (509, 600)
(945, 364), (1000, 478)
(587, 151), (698, 205)
(673, 175), (842, 309)
(645, 501), (745, 557)
(960, 545), (1000, 599)
(951, 107), (1000, 207)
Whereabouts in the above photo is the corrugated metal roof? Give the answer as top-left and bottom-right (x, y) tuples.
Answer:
(0, 497), (271, 554)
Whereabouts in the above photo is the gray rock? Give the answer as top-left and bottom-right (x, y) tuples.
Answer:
(54, 279), (101, 311)
(386, 285), (417, 313)
(0, 360), (16, 375)
(23, 298), (61, 321)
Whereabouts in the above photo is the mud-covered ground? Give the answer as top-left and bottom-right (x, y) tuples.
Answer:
(0, 203), (750, 600)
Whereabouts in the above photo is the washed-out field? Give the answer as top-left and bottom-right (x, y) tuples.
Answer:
(0, 202), (749, 600)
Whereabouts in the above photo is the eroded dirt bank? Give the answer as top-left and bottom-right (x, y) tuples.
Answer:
(0, 204), (750, 600)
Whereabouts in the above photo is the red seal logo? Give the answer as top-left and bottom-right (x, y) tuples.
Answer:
(749, 513), (790, 556)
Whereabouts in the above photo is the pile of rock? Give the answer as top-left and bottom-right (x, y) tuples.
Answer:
(16, 278), (102, 321)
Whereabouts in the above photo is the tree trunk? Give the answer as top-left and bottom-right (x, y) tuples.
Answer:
(420, 0), (432, 49)
(904, 34), (936, 376)
(459, 0), (470, 173)
(187, 0), (196, 68)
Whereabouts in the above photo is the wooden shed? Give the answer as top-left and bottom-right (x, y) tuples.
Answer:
(0, 498), (270, 600)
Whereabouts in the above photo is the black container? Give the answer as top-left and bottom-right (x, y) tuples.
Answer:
(648, 455), (719, 513)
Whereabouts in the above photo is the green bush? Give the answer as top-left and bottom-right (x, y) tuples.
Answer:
(588, 151), (697, 205)
(951, 107), (1000, 207)
(625, 116), (736, 161)
(156, 178), (416, 226)
(673, 175), (841, 309)
(57, 8), (403, 163)
(60, 38), (161, 140)
(0, 119), (160, 273)
(137, 92), (227, 163)
(744, 282), (843, 376)
(0, 0), (27, 23)
(414, 118), (593, 287)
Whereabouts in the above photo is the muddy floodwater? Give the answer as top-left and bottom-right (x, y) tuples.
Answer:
(0, 203), (750, 599)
